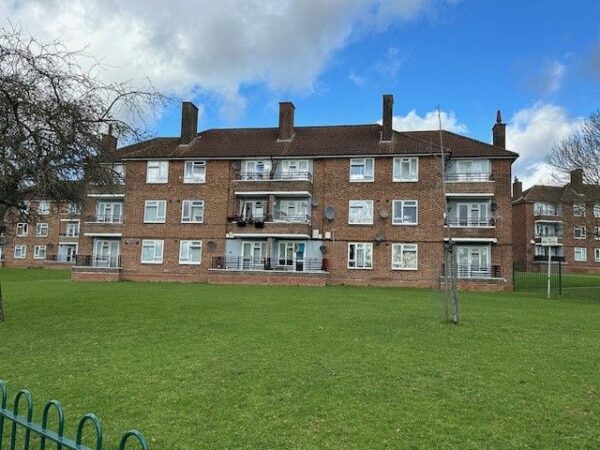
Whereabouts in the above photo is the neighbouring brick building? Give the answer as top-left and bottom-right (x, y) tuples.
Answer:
(1, 199), (81, 268)
(513, 169), (600, 273)
(71, 95), (518, 290)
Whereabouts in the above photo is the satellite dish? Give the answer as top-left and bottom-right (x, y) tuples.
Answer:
(207, 241), (217, 252)
(319, 245), (328, 254)
(312, 199), (320, 207)
(325, 206), (336, 220)
(379, 210), (389, 219)
(375, 234), (384, 242)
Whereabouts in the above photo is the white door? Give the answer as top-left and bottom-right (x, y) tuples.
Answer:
(93, 240), (121, 268)
(456, 246), (490, 278)
(241, 241), (266, 269)
(58, 244), (77, 263)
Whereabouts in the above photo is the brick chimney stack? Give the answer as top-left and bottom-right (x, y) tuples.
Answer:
(278, 102), (295, 141)
(513, 177), (522, 199)
(100, 124), (117, 153)
(180, 101), (199, 144)
(381, 94), (394, 142)
(492, 110), (506, 148)
(570, 168), (583, 187)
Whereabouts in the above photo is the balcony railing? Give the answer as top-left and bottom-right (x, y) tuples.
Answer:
(445, 173), (493, 182)
(533, 255), (565, 262)
(534, 208), (562, 217)
(229, 214), (311, 226)
(59, 232), (80, 238)
(235, 171), (313, 181)
(272, 212), (311, 223)
(211, 256), (325, 272)
(46, 254), (77, 263)
(534, 233), (563, 239)
(75, 254), (121, 268)
(446, 217), (495, 227)
(443, 264), (501, 279)
(86, 214), (123, 224)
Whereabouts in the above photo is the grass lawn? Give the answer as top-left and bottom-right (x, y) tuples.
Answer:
(0, 268), (599, 449)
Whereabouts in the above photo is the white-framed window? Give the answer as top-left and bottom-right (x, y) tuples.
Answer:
(349, 158), (374, 182)
(573, 203), (586, 217)
(66, 222), (80, 237)
(391, 243), (418, 270)
(181, 200), (204, 223)
(594, 203), (600, 218)
(574, 226), (586, 239)
(38, 200), (50, 215)
(141, 240), (164, 264)
(595, 248), (600, 262)
(184, 161), (206, 183)
(348, 243), (373, 269)
(392, 200), (418, 225)
(595, 226), (600, 240)
(534, 202), (561, 216)
(280, 159), (311, 179)
(36, 223), (49, 237)
(393, 157), (418, 182)
(241, 160), (272, 179)
(179, 240), (202, 265)
(14, 245), (26, 259)
(348, 200), (374, 225)
(65, 203), (81, 215)
(144, 200), (166, 223)
(96, 201), (123, 223)
(16, 223), (28, 237)
(240, 199), (267, 221)
(446, 159), (491, 181)
(113, 163), (126, 184)
(146, 161), (169, 183)
(574, 247), (587, 262)
(34, 245), (47, 260)
(275, 199), (310, 222)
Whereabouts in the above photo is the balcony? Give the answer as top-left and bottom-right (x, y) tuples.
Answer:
(75, 254), (121, 269)
(446, 217), (495, 228)
(445, 172), (493, 182)
(211, 256), (325, 272)
(46, 254), (77, 264)
(443, 264), (501, 279)
(533, 255), (565, 262)
(232, 171), (313, 193)
(534, 208), (562, 217)
(235, 171), (312, 182)
(85, 214), (123, 224)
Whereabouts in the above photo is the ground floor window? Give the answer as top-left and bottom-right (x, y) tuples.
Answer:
(595, 248), (600, 262)
(141, 240), (164, 264)
(348, 243), (373, 269)
(34, 245), (46, 260)
(179, 240), (202, 264)
(391, 244), (418, 270)
(574, 247), (587, 262)
(14, 245), (26, 259)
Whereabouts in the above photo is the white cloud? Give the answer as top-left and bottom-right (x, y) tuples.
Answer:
(1, 0), (437, 119)
(375, 47), (405, 77)
(527, 59), (566, 95)
(390, 109), (468, 133)
(349, 71), (366, 86)
(507, 103), (582, 188)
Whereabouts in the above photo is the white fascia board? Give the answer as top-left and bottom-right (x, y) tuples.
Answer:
(87, 193), (125, 198)
(234, 191), (312, 197)
(445, 193), (495, 198)
(228, 233), (311, 239)
(444, 237), (497, 243)
(83, 233), (123, 237)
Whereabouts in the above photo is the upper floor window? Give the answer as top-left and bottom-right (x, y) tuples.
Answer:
(66, 222), (80, 237)
(181, 200), (204, 223)
(241, 160), (272, 180)
(348, 200), (374, 225)
(574, 226), (587, 239)
(240, 199), (267, 221)
(144, 200), (166, 223)
(280, 160), (311, 180)
(141, 239), (164, 264)
(275, 199), (310, 222)
(14, 245), (26, 259)
(391, 243), (418, 270)
(113, 163), (126, 184)
(184, 161), (206, 183)
(392, 200), (418, 225)
(446, 159), (491, 182)
(348, 243), (373, 269)
(536, 223), (561, 238)
(349, 158), (374, 182)
(534, 202), (560, 216)
(36, 223), (49, 237)
(64, 203), (81, 215)
(38, 201), (50, 215)
(447, 201), (490, 227)
(594, 203), (600, 218)
(16, 223), (28, 237)
(573, 203), (586, 217)
(146, 161), (169, 183)
(393, 157), (418, 182)
(96, 202), (123, 223)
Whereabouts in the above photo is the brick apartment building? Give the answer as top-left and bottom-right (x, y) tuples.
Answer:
(65, 95), (518, 290)
(0, 200), (81, 268)
(513, 169), (600, 273)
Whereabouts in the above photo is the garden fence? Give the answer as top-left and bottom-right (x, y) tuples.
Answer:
(513, 261), (600, 299)
(0, 380), (148, 450)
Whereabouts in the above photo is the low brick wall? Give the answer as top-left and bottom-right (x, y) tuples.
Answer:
(208, 270), (327, 286)
(455, 278), (512, 292)
(71, 268), (121, 282)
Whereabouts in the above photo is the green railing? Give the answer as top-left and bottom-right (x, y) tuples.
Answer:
(0, 380), (148, 450)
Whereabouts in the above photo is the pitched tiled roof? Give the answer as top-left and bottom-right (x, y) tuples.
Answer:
(515, 183), (600, 204)
(117, 125), (519, 160)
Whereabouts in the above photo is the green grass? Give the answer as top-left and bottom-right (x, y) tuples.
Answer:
(0, 269), (599, 449)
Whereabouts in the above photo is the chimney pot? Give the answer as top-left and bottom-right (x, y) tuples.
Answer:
(278, 102), (295, 141)
(381, 94), (394, 142)
(181, 101), (199, 144)
(513, 177), (522, 199)
(492, 109), (506, 148)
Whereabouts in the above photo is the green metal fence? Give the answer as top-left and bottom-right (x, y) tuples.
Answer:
(0, 380), (148, 450)
(514, 261), (600, 299)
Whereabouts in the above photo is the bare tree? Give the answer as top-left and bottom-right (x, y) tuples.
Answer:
(548, 111), (600, 184)
(0, 26), (167, 320)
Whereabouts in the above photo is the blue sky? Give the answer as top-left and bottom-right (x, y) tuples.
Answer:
(3, 0), (600, 187)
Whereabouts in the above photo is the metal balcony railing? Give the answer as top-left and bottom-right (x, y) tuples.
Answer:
(533, 255), (565, 262)
(46, 254), (77, 263)
(75, 254), (121, 268)
(443, 264), (501, 279)
(230, 214), (311, 226)
(534, 232), (563, 239)
(235, 171), (312, 181)
(445, 172), (493, 182)
(534, 208), (563, 217)
(446, 217), (495, 227)
(86, 214), (123, 224)
(272, 213), (311, 223)
(211, 256), (325, 272)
